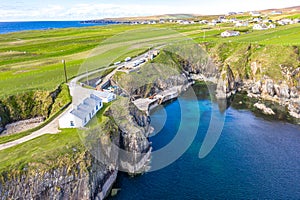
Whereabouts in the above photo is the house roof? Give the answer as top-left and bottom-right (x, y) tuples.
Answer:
(94, 91), (114, 99)
(71, 106), (87, 120)
(223, 30), (239, 34)
(70, 94), (102, 120)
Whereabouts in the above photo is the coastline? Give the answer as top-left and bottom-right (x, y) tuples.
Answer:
(133, 77), (300, 125)
(0, 21), (108, 34)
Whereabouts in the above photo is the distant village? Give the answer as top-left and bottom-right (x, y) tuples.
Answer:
(83, 10), (300, 38)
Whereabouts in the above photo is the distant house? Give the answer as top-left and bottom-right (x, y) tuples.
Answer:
(221, 18), (229, 23)
(268, 23), (276, 29)
(229, 18), (238, 23)
(271, 11), (282, 15)
(227, 12), (237, 16)
(59, 94), (103, 128)
(221, 30), (240, 37)
(252, 18), (262, 23)
(181, 21), (190, 25)
(199, 20), (208, 24)
(208, 22), (217, 26)
(277, 19), (294, 25)
(294, 19), (300, 23)
(277, 20), (286, 26)
(253, 23), (268, 30)
(212, 19), (221, 23)
(235, 21), (249, 27)
(250, 11), (261, 17)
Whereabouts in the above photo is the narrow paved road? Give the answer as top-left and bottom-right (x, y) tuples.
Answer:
(0, 66), (115, 151)
(0, 51), (152, 151)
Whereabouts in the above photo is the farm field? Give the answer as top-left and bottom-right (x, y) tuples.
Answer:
(0, 15), (300, 182)
(1, 23), (300, 97)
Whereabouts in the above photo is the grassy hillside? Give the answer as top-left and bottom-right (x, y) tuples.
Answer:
(203, 42), (300, 83)
(1, 19), (300, 177)
(1, 22), (300, 97)
(0, 99), (117, 179)
(0, 129), (85, 179)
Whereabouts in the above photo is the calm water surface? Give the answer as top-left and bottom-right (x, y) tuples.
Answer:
(111, 84), (300, 199)
(0, 21), (106, 34)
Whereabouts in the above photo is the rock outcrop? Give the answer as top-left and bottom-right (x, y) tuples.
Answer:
(216, 65), (237, 99)
(108, 98), (152, 174)
(254, 103), (275, 115)
(244, 79), (300, 119)
(203, 42), (300, 120)
(0, 153), (118, 200)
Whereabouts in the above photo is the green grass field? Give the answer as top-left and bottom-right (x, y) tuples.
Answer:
(0, 20), (300, 175)
(0, 129), (85, 176)
(1, 22), (300, 97)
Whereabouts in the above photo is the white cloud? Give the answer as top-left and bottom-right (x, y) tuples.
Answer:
(0, 3), (203, 21)
(0, 1), (299, 21)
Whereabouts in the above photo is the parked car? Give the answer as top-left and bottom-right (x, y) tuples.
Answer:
(125, 57), (132, 62)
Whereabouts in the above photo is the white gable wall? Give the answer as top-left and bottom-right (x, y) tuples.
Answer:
(59, 112), (83, 128)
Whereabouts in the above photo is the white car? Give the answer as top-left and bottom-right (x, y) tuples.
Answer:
(114, 61), (121, 65)
(125, 57), (132, 62)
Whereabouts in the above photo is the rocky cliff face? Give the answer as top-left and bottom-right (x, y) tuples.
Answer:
(0, 96), (152, 199)
(108, 98), (152, 174)
(203, 42), (300, 120)
(0, 152), (117, 200)
(244, 79), (300, 119)
(0, 84), (71, 134)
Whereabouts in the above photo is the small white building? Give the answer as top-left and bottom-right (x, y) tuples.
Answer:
(235, 21), (248, 27)
(199, 20), (208, 24)
(252, 18), (262, 23)
(277, 20), (286, 26)
(94, 91), (116, 103)
(208, 22), (217, 26)
(59, 94), (103, 128)
(221, 30), (240, 37)
(268, 23), (276, 29)
(271, 11), (282, 15)
(294, 19), (300, 23)
(253, 23), (268, 30)
(250, 11), (261, 17)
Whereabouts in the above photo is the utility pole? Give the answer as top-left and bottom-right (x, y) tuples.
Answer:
(86, 65), (89, 86)
(62, 60), (68, 83)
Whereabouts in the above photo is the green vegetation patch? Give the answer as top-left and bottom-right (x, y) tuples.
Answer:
(0, 84), (71, 144)
(0, 129), (85, 180)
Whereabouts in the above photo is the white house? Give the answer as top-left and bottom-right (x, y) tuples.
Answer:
(221, 19), (229, 23)
(235, 21), (248, 27)
(208, 22), (217, 26)
(271, 11), (282, 15)
(253, 24), (268, 30)
(277, 20), (286, 26)
(59, 94), (103, 128)
(268, 23), (276, 29)
(250, 11), (261, 17)
(252, 18), (262, 23)
(221, 30), (240, 37)
(199, 20), (208, 24)
(94, 91), (116, 103)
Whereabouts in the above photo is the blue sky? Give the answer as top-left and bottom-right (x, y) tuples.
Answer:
(0, 0), (299, 21)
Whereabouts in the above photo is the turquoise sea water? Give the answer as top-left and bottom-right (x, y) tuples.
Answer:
(111, 84), (300, 199)
(0, 21), (107, 34)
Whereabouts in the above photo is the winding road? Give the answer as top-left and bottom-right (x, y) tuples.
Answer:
(0, 51), (152, 151)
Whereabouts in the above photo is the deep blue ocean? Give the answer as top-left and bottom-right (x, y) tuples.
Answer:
(0, 21), (106, 34)
(110, 84), (300, 199)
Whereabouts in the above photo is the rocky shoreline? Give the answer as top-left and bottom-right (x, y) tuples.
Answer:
(1, 46), (300, 200)
(0, 117), (44, 135)
(241, 79), (300, 120)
